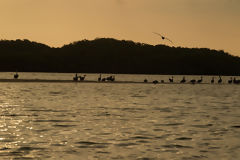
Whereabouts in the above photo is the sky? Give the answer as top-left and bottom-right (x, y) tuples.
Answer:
(0, 0), (240, 56)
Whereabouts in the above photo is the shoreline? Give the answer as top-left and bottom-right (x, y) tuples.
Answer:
(0, 79), (238, 85)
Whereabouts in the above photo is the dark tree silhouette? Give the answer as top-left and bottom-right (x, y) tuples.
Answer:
(0, 38), (239, 75)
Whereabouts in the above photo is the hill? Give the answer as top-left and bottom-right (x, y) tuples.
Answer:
(0, 38), (239, 75)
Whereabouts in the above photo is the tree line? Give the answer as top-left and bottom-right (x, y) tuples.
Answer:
(0, 38), (239, 75)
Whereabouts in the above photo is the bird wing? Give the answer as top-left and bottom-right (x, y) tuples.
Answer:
(153, 32), (163, 37)
(165, 37), (174, 44)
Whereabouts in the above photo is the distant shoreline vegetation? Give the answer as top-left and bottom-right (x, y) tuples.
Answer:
(0, 38), (240, 75)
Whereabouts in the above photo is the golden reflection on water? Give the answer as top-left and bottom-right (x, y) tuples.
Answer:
(0, 74), (240, 159)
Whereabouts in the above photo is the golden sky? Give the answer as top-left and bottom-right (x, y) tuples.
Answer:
(0, 0), (240, 55)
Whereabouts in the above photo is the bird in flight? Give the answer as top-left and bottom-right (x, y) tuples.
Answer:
(153, 32), (174, 44)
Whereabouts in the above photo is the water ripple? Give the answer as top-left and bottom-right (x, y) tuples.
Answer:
(76, 141), (110, 148)
(162, 144), (193, 149)
(175, 137), (192, 141)
(1, 74), (240, 159)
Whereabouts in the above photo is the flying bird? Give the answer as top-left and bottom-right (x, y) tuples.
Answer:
(153, 32), (174, 44)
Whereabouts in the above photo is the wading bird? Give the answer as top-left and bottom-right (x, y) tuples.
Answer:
(98, 74), (102, 82)
(169, 76), (174, 83)
(180, 76), (186, 83)
(218, 76), (222, 84)
(190, 79), (196, 84)
(211, 77), (214, 84)
(153, 80), (158, 84)
(14, 71), (19, 79)
(233, 77), (240, 84)
(73, 73), (78, 81)
(228, 77), (233, 84)
(79, 75), (86, 81)
(197, 76), (203, 83)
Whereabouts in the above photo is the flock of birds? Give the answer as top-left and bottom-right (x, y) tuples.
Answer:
(15, 32), (235, 85)
(146, 76), (240, 84)
(73, 74), (239, 84)
(13, 72), (240, 84)
(73, 73), (115, 82)
(151, 32), (240, 84)
(73, 73), (86, 81)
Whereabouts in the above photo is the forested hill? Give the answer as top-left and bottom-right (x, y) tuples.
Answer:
(0, 38), (240, 75)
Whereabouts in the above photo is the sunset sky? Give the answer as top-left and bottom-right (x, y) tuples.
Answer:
(0, 0), (239, 56)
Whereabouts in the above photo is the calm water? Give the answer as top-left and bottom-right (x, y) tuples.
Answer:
(0, 73), (240, 160)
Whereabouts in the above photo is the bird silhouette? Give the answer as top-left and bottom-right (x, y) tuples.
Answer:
(169, 76), (174, 83)
(190, 79), (196, 84)
(180, 76), (186, 83)
(233, 77), (240, 84)
(153, 32), (174, 44)
(218, 76), (222, 84)
(211, 77), (214, 84)
(73, 73), (78, 81)
(98, 74), (102, 82)
(153, 80), (158, 84)
(197, 76), (203, 83)
(79, 75), (86, 81)
(14, 71), (19, 79)
(111, 75), (115, 81)
(228, 77), (233, 84)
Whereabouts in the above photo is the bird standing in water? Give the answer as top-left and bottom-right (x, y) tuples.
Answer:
(169, 76), (174, 83)
(197, 76), (203, 83)
(228, 77), (233, 84)
(218, 76), (222, 84)
(190, 79), (196, 84)
(98, 74), (102, 82)
(211, 77), (214, 84)
(14, 71), (19, 79)
(73, 73), (78, 81)
(180, 76), (186, 83)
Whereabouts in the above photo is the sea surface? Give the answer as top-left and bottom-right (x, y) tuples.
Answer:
(0, 72), (240, 160)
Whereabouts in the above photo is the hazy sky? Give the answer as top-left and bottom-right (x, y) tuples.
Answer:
(0, 0), (240, 55)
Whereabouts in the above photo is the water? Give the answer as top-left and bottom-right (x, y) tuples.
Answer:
(0, 73), (240, 160)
